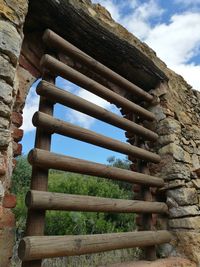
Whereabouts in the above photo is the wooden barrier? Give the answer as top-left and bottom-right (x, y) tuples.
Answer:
(37, 81), (158, 141)
(28, 149), (163, 186)
(33, 112), (159, 159)
(43, 29), (154, 102)
(19, 230), (172, 261)
(40, 55), (155, 121)
(26, 190), (168, 214)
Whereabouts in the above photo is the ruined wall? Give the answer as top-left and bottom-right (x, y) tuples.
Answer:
(0, 0), (200, 266)
(0, 1), (30, 265)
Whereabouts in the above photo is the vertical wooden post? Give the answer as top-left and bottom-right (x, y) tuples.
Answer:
(139, 161), (156, 260)
(124, 108), (156, 261)
(22, 71), (55, 267)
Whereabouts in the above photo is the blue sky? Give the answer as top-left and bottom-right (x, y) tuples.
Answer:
(21, 0), (200, 163)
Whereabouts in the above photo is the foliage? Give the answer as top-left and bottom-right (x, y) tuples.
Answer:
(107, 156), (132, 191)
(107, 156), (131, 170)
(12, 156), (135, 237)
(12, 156), (31, 194)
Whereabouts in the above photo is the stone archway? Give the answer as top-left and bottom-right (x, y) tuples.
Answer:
(1, 1), (200, 267)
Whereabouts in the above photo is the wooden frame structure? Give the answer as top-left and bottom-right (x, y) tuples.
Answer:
(18, 29), (171, 266)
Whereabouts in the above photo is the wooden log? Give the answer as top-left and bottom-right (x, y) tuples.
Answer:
(40, 55), (156, 121)
(18, 230), (172, 261)
(26, 190), (168, 214)
(43, 29), (154, 103)
(33, 112), (159, 159)
(37, 81), (158, 141)
(28, 149), (164, 187)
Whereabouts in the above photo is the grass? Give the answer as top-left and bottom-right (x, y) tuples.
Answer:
(12, 241), (141, 267)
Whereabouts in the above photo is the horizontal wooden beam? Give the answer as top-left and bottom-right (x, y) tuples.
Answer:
(37, 81), (158, 141)
(43, 29), (154, 102)
(40, 55), (155, 121)
(33, 112), (159, 160)
(18, 230), (172, 261)
(28, 149), (164, 187)
(26, 190), (168, 214)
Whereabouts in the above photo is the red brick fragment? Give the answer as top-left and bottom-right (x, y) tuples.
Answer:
(13, 142), (22, 157)
(11, 112), (23, 127)
(0, 206), (15, 228)
(3, 194), (16, 208)
(12, 127), (23, 142)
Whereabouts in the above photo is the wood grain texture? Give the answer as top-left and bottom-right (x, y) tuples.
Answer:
(41, 55), (156, 121)
(33, 112), (158, 158)
(37, 81), (157, 139)
(26, 190), (168, 214)
(18, 230), (172, 261)
(28, 149), (163, 186)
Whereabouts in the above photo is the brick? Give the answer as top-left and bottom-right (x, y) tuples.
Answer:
(3, 194), (16, 208)
(12, 127), (23, 142)
(13, 142), (22, 156)
(0, 206), (15, 228)
(11, 112), (23, 127)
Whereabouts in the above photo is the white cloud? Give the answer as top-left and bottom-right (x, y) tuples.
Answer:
(121, 0), (164, 39)
(67, 88), (116, 128)
(21, 85), (39, 132)
(92, 0), (200, 91)
(145, 13), (200, 66)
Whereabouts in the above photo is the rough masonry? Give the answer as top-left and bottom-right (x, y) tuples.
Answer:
(0, 0), (200, 266)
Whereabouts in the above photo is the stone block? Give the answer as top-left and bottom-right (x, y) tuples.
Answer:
(149, 105), (166, 122)
(11, 112), (23, 127)
(0, 55), (15, 85)
(0, 80), (13, 104)
(175, 231), (200, 263)
(192, 179), (200, 189)
(0, 117), (9, 129)
(0, 20), (21, 65)
(0, 129), (11, 148)
(0, 0), (28, 26)
(169, 205), (200, 218)
(158, 134), (176, 146)
(169, 217), (200, 229)
(0, 101), (11, 118)
(167, 188), (198, 206)
(157, 118), (181, 136)
(159, 143), (191, 163)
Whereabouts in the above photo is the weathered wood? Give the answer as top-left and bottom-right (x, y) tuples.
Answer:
(18, 230), (172, 261)
(28, 149), (163, 187)
(33, 112), (159, 159)
(26, 190), (168, 214)
(43, 29), (154, 103)
(37, 81), (158, 141)
(24, 0), (168, 91)
(40, 55), (156, 121)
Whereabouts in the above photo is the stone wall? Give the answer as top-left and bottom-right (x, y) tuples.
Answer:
(0, 0), (200, 266)
(0, 1), (29, 265)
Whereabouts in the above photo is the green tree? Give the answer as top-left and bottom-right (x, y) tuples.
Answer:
(12, 157), (135, 237)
